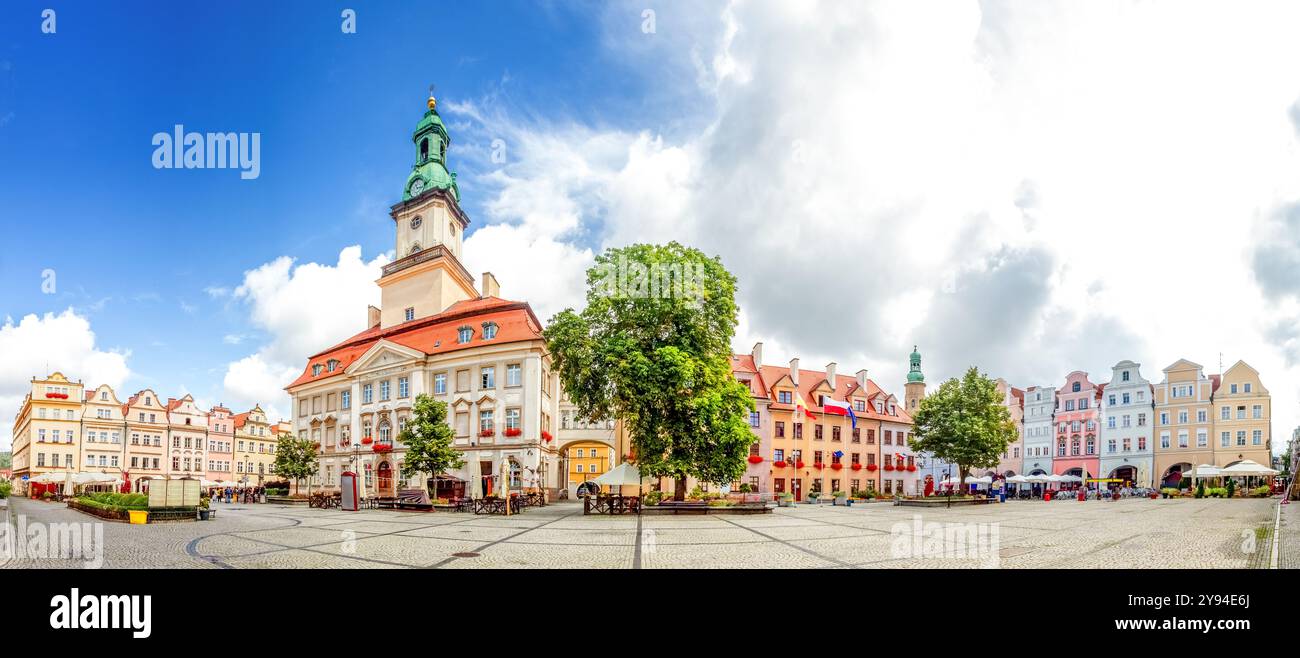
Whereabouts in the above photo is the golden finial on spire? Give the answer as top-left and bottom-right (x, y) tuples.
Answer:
(427, 83), (436, 111)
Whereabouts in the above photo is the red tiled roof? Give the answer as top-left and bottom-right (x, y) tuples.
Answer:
(749, 362), (912, 424)
(286, 297), (544, 390)
(231, 412), (249, 429)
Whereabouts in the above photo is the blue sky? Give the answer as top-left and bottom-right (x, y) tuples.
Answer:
(4, 0), (1300, 454)
(0, 0), (704, 439)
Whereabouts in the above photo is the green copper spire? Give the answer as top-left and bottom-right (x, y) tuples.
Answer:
(403, 90), (460, 202)
(907, 345), (924, 383)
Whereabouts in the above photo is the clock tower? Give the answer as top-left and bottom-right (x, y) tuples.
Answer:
(376, 91), (479, 329)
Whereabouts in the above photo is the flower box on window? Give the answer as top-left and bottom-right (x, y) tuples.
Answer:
(45, 392), (68, 400)
(867, 463), (878, 472)
(541, 431), (553, 442)
(747, 455), (763, 464)
(503, 428), (522, 437)
(372, 444), (392, 454)
(795, 460), (806, 469)
(884, 463), (895, 471)
(906, 465), (917, 472)
(831, 463), (843, 470)
(360, 436), (373, 445)
(851, 463), (862, 471)
(813, 462), (824, 470)
(773, 460), (788, 468)
(479, 429), (495, 438)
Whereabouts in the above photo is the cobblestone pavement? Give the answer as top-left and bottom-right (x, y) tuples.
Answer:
(0, 495), (1283, 569)
(1277, 500), (1299, 569)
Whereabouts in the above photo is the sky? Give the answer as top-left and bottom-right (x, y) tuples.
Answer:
(2, 0), (1299, 455)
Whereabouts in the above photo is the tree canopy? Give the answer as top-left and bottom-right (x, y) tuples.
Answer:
(273, 432), (319, 492)
(909, 367), (1017, 485)
(544, 242), (755, 499)
(399, 394), (465, 488)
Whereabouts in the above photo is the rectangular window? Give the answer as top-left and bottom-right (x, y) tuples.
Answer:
(506, 364), (522, 387)
(434, 373), (447, 394)
(1253, 430), (1262, 445)
(814, 424), (823, 440)
(1253, 405), (1262, 419)
(481, 367), (495, 389)
(398, 377), (409, 398)
(479, 410), (494, 434)
(380, 380), (391, 401)
(341, 390), (351, 409)
(362, 384), (373, 404)
(775, 421), (785, 438)
(749, 412), (760, 428)
(794, 423), (803, 439)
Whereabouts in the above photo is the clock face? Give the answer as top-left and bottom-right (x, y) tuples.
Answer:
(409, 178), (425, 196)
(410, 216), (422, 230)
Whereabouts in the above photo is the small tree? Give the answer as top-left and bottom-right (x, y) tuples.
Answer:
(399, 394), (465, 497)
(273, 432), (319, 496)
(909, 367), (1018, 488)
(1226, 477), (1236, 498)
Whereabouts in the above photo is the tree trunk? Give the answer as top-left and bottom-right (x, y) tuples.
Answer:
(673, 476), (687, 501)
(959, 466), (969, 492)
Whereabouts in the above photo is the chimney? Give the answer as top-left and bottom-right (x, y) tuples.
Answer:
(367, 305), (381, 328)
(789, 358), (800, 386)
(751, 342), (763, 367)
(856, 369), (868, 388)
(481, 272), (501, 298)
(825, 362), (837, 388)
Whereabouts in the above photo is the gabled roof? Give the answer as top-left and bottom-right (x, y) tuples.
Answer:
(749, 362), (911, 423)
(287, 296), (544, 390)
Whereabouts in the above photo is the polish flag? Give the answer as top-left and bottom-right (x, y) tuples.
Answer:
(822, 398), (857, 428)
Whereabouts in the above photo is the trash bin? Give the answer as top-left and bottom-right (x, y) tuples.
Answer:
(1043, 491), (1052, 501)
(1077, 490), (1086, 502)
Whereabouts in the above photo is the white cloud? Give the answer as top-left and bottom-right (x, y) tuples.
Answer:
(444, 0), (1300, 453)
(0, 309), (131, 449)
(219, 246), (389, 421)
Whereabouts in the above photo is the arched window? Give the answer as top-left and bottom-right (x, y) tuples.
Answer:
(420, 139), (429, 162)
(410, 242), (421, 255)
(378, 419), (391, 443)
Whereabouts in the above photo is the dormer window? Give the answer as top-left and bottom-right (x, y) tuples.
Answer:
(327, 359), (338, 372)
(457, 326), (473, 343)
(482, 322), (498, 340)
(313, 364), (323, 376)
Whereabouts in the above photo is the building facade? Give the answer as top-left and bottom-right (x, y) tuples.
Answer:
(557, 399), (617, 494)
(1213, 360), (1272, 470)
(1052, 371), (1101, 479)
(206, 405), (236, 484)
(166, 395), (208, 479)
(990, 378), (1024, 476)
(1099, 360), (1154, 487)
(1021, 385), (1056, 476)
(81, 384), (125, 477)
(234, 405), (276, 486)
(289, 92), (562, 499)
(123, 390), (168, 491)
(1152, 359), (1218, 486)
(10, 372), (85, 492)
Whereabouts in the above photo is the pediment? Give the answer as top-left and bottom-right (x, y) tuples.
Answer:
(346, 339), (425, 374)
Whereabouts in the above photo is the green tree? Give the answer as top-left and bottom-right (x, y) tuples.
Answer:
(399, 394), (465, 495)
(909, 367), (1018, 488)
(544, 242), (755, 501)
(273, 432), (320, 496)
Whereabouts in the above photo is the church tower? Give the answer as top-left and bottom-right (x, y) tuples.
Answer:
(376, 91), (480, 329)
(904, 345), (926, 412)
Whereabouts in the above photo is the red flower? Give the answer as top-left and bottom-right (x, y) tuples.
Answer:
(372, 444), (392, 453)
(541, 431), (553, 442)
(813, 462), (824, 470)
(504, 428), (522, 437)
(479, 429), (495, 437)
(906, 465), (917, 472)
(851, 463), (862, 471)
(747, 455), (763, 464)
(361, 436), (373, 445)
(773, 460), (788, 468)
(884, 463), (895, 471)
(831, 463), (843, 470)
(795, 461), (806, 469)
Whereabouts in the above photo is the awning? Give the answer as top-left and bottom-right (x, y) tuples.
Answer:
(1220, 460), (1278, 477)
(592, 463), (645, 487)
(1184, 464), (1222, 479)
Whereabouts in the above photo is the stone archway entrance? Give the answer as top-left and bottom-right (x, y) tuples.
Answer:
(1110, 465), (1137, 486)
(377, 461), (393, 496)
